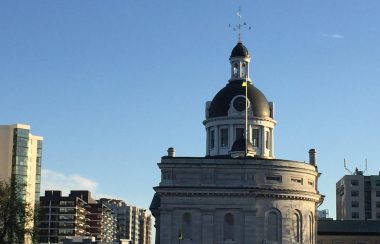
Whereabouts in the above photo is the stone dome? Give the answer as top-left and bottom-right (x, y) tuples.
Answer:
(208, 81), (272, 119)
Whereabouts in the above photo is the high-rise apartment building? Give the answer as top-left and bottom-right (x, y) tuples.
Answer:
(39, 190), (117, 243)
(0, 124), (43, 243)
(0, 124), (43, 204)
(336, 169), (380, 220)
(99, 198), (152, 244)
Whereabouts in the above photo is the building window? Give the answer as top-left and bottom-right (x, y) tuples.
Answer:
(242, 62), (247, 78)
(236, 128), (245, 141)
(376, 212), (380, 219)
(220, 128), (229, 147)
(352, 212), (359, 219)
(233, 63), (238, 77)
(351, 201), (359, 208)
(292, 211), (302, 243)
(291, 178), (302, 184)
(265, 131), (270, 149)
(377, 191), (380, 197)
(351, 190), (359, 197)
(209, 129), (215, 149)
(266, 176), (282, 182)
(351, 180), (359, 186)
(252, 129), (259, 147)
(376, 202), (380, 208)
(224, 213), (234, 241)
(309, 214), (314, 244)
(376, 180), (380, 186)
(266, 210), (281, 242)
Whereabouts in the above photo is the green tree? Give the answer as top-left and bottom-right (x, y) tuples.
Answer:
(0, 180), (36, 244)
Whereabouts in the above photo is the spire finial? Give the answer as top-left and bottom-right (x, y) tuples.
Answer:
(229, 6), (251, 43)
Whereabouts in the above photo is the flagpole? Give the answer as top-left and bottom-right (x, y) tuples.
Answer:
(245, 79), (248, 157)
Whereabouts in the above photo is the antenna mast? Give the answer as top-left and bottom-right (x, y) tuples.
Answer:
(344, 158), (353, 175)
(343, 158), (368, 175)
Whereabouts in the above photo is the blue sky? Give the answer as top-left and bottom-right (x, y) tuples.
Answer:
(1, 0), (380, 218)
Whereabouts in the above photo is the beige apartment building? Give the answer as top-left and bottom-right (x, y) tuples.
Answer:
(0, 124), (43, 203)
(0, 124), (43, 242)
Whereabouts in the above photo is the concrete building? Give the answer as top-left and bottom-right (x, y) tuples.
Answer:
(317, 219), (380, 243)
(39, 190), (117, 243)
(150, 42), (323, 243)
(99, 199), (152, 244)
(336, 170), (380, 220)
(87, 202), (117, 242)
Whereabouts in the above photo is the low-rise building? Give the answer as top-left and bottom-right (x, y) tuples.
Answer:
(317, 219), (380, 243)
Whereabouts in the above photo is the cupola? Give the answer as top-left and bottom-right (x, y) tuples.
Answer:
(203, 42), (276, 158)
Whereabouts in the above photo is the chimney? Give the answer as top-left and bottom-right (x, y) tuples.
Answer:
(309, 148), (316, 166)
(167, 147), (176, 157)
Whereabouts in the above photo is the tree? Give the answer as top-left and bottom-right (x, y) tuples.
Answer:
(0, 180), (36, 244)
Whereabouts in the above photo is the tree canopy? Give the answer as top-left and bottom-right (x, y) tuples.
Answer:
(0, 180), (36, 244)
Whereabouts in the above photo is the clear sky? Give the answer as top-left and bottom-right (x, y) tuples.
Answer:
(1, 0), (380, 218)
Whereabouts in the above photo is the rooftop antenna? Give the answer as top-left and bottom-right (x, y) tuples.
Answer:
(344, 158), (353, 175)
(229, 6), (251, 42)
(343, 158), (368, 175)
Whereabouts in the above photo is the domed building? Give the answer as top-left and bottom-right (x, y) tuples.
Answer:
(150, 42), (323, 244)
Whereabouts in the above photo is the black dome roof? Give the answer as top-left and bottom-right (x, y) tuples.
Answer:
(208, 81), (271, 118)
(230, 42), (249, 58)
(231, 138), (254, 152)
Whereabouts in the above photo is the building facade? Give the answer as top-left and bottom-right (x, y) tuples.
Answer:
(99, 198), (152, 244)
(336, 170), (380, 220)
(0, 124), (43, 204)
(39, 190), (117, 243)
(0, 123), (43, 243)
(150, 42), (323, 243)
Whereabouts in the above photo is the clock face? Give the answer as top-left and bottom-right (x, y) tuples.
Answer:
(233, 96), (246, 112)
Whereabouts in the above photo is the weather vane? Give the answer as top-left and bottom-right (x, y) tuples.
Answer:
(229, 6), (251, 42)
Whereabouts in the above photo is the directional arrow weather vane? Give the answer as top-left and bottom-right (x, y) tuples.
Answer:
(229, 6), (252, 42)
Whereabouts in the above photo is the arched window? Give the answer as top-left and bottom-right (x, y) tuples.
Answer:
(266, 209), (281, 242)
(292, 211), (302, 243)
(242, 62), (247, 77)
(224, 213), (234, 240)
(309, 213), (314, 244)
(233, 63), (239, 77)
(182, 213), (192, 240)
